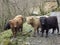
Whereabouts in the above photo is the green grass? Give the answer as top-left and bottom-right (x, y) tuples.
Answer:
(0, 22), (34, 45)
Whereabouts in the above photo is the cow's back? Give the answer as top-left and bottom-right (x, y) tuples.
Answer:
(47, 16), (57, 25)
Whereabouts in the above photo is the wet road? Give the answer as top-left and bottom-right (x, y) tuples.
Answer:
(25, 24), (60, 45)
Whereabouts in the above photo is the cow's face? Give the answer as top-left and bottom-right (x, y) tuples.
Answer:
(40, 17), (46, 25)
(9, 20), (17, 28)
(26, 17), (33, 24)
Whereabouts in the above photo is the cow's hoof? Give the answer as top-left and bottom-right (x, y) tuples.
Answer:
(37, 33), (40, 36)
(52, 32), (54, 34)
(33, 35), (36, 37)
(58, 33), (60, 35)
(45, 36), (48, 38)
(40, 35), (43, 37)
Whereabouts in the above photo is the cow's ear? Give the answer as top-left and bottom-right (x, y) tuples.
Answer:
(9, 20), (13, 25)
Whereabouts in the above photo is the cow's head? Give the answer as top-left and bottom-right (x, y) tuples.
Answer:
(40, 17), (46, 25)
(26, 16), (34, 24)
(9, 20), (18, 29)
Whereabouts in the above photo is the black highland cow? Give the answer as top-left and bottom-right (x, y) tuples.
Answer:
(40, 16), (59, 37)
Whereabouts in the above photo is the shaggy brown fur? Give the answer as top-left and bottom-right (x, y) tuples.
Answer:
(26, 16), (41, 36)
(9, 15), (23, 37)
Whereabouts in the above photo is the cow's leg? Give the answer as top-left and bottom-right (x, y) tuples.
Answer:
(20, 24), (23, 32)
(12, 28), (16, 38)
(18, 27), (21, 32)
(34, 30), (36, 37)
(46, 29), (49, 38)
(41, 28), (44, 37)
(17, 27), (19, 32)
(57, 26), (59, 34)
(33, 27), (37, 37)
(37, 27), (39, 35)
(33, 31), (36, 37)
(19, 27), (23, 35)
(52, 28), (55, 34)
(15, 27), (20, 36)
(21, 27), (23, 32)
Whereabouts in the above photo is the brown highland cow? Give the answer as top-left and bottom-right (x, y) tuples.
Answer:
(26, 16), (41, 36)
(4, 15), (23, 37)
